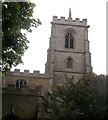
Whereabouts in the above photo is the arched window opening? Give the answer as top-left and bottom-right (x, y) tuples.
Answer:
(16, 80), (19, 88)
(15, 80), (27, 89)
(66, 57), (73, 68)
(65, 36), (69, 48)
(65, 32), (74, 49)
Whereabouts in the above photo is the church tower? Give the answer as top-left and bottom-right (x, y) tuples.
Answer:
(45, 9), (92, 85)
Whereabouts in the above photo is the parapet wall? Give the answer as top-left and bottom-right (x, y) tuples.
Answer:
(52, 16), (88, 27)
(7, 69), (50, 78)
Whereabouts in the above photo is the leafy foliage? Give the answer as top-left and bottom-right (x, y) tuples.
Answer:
(45, 73), (107, 120)
(2, 2), (41, 72)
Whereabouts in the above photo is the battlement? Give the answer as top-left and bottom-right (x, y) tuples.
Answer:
(7, 69), (49, 78)
(52, 16), (88, 27)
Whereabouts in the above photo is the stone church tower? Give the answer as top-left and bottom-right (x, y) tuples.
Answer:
(45, 9), (92, 85)
(2, 9), (93, 119)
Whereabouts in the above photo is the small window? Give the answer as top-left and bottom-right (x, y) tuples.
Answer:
(16, 80), (27, 88)
(66, 57), (73, 68)
(65, 32), (74, 49)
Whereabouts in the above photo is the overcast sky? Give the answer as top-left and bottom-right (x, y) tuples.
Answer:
(12, 0), (106, 75)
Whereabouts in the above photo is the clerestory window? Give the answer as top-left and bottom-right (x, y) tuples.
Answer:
(65, 32), (73, 49)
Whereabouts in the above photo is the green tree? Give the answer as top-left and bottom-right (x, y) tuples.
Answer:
(45, 73), (107, 120)
(2, 2), (41, 72)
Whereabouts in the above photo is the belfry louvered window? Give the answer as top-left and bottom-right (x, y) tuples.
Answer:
(65, 32), (73, 49)
(66, 57), (73, 68)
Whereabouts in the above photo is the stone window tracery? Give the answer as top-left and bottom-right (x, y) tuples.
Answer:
(65, 32), (73, 49)
(16, 79), (27, 88)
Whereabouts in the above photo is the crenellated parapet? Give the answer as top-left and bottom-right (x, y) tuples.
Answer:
(6, 69), (50, 78)
(52, 16), (88, 27)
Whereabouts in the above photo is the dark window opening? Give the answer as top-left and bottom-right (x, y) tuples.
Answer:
(16, 80), (27, 89)
(65, 36), (69, 48)
(16, 81), (19, 88)
(65, 32), (74, 49)
(66, 57), (73, 68)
